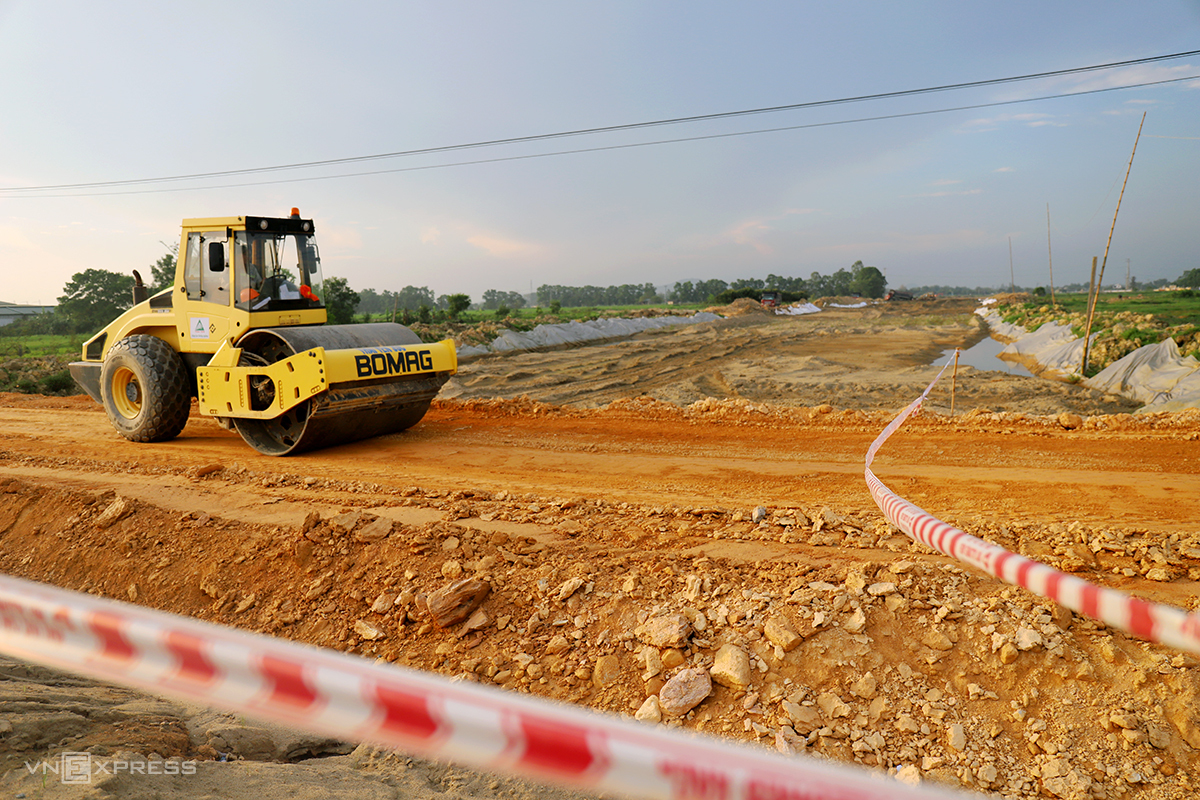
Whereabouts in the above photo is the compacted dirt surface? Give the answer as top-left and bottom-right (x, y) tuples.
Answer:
(2, 298), (1200, 799)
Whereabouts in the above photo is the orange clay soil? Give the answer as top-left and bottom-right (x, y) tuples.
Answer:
(1, 299), (1198, 799)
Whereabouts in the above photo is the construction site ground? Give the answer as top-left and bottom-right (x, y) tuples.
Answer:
(2, 297), (1199, 799)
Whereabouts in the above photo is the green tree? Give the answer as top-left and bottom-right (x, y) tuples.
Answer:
(57, 268), (135, 332)
(445, 293), (471, 320)
(149, 242), (179, 293)
(849, 262), (887, 298)
(396, 285), (436, 310)
(481, 289), (527, 310)
(324, 276), (360, 325)
(1177, 269), (1200, 288)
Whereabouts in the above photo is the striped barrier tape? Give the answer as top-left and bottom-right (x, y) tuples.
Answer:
(0, 572), (978, 799)
(865, 358), (1200, 656)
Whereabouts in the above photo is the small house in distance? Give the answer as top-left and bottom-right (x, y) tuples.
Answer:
(0, 301), (55, 327)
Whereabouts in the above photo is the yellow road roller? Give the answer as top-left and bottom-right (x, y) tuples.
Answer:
(69, 209), (456, 456)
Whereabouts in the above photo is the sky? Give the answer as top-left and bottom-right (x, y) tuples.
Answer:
(1, 1), (1198, 307)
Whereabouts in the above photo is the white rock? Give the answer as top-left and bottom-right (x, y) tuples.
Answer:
(843, 608), (867, 633)
(658, 668), (712, 717)
(710, 644), (752, 689)
(353, 619), (386, 641)
(1015, 627), (1044, 651)
(556, 577), (585, 601)
(850, 673), (877, 700)
(636, 614), (692, 648)
(946, 723), (966, 751)
(816, 691), (850, 719)
(634, 695), (662, 723)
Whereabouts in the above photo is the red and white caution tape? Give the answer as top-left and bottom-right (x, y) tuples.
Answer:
(0, 572), (977, 799)
(866, 360), (1200, 656)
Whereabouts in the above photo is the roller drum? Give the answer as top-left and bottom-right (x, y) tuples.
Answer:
(232, 323), (448, 456)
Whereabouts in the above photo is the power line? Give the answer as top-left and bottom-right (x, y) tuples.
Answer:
(16, 73), (1197, 200)
(4, 52), (1198, 198)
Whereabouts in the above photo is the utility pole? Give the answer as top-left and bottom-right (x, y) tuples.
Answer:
(1008, 237), (1015, 292)
(1046, 204), (1056, 306)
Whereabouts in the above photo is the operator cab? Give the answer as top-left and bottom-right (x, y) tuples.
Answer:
(231, 209), (325, 313)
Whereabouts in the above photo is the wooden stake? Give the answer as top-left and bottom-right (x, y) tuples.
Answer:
(1081, 112), (1147, 375)
(1082, 256), (1099, 371)
(951, 348), (960, 416)
(1046, 203), (1056, 307)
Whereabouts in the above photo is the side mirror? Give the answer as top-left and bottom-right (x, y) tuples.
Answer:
(208, 241), (226, 272)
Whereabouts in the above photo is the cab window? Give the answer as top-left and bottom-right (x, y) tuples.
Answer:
(185, 231), (230, 305)
(234, 231), (325, 312)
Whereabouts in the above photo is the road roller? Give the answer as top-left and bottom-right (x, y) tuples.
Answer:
(68, 209), (456, 456)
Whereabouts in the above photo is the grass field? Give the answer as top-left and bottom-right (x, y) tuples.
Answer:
(0, 334), (82, 359)
(1028, 290), (1200, 325)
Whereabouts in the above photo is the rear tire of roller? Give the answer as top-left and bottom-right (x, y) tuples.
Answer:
(100, 335), (191, 443)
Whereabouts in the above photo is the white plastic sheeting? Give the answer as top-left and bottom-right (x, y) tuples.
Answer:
(775, 302), (823, 315)
(458, 312), (722, 359)
(1085, 338), (1200, 411)
(976, 309), (1089, 376)
(975, 304), (1200, 412)
(1003, 321), (1092, 377)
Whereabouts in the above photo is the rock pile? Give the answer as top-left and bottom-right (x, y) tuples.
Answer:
(1, 477), (1199, 798)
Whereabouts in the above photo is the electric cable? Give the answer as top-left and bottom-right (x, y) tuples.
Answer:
(2, 52), (1197, 198)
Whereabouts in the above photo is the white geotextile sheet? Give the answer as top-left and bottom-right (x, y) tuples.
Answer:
(975, 307), (1024, 339)
(1084, 338), (1200, 409)
(976, 304), (1200, 411)
(977, 310), (1088, 376)
(458, 311), (722, 358)
(776, 302), (822, 315)
(1002, 321), (1091, 376)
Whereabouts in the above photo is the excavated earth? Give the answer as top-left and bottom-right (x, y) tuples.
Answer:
(2, 298), (1200, 799)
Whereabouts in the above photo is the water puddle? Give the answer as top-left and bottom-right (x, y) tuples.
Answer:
(938, 336), (1036, 378)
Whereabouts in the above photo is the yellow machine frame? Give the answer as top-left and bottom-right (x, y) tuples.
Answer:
(196, 338), (457, 419)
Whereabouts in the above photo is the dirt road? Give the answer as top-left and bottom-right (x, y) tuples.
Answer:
(2, 299), (1199, 799)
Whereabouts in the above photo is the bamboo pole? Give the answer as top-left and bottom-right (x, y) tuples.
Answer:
(1081, 112), (1147, 376)
(1046, 203), (1056, 307)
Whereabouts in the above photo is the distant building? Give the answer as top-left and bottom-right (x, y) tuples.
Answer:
(0, 301), (55, 327)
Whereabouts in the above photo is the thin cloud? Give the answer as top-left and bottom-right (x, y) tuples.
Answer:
(466, 234), (545, 259)
(1049, 63), (1198, 94)
(902, 188), (985, 199)
(720, 208), (818, 256)
(961, 112), (1059, 131)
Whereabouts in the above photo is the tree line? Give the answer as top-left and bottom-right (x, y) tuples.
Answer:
(669, 261), (885, 303)
(4, 257), (885, 335)
(13, 247), (1200, 339)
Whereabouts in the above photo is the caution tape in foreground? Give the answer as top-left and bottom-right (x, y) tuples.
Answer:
(0, 573), (976, 800)
(865, 359), (1200, 657)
